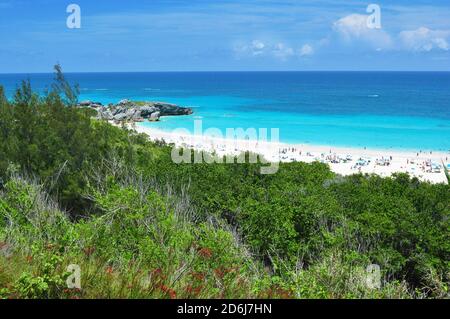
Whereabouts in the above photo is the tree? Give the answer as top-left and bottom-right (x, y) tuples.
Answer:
(51, 63), (80, 107)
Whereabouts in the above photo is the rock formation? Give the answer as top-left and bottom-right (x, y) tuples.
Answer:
(77, 99), (193, 122)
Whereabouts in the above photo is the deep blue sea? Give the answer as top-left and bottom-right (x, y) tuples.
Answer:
(1, 72), (449, 151)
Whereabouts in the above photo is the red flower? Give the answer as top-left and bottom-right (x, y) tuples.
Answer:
(158, 284), (177, 299)
(191, 272), (205, 281)
(168, 289), (177, 299)
(198, 247), (212, 259)
(214, 267), (225, 279)
(186, 284), (203, 296)
(158, 284), (169, 292)
(105, 266), (114, 274)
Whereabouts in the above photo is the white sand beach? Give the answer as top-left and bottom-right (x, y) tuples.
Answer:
(124, 123), (449, 184)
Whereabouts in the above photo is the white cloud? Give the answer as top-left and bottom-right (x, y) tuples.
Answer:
(334, 14), (370, 39)
(272, 43), (294, 60)
(299, 44), (314, 57)
(235, 41), (315, 60)
(399, 27), (450, 52)
(250, 40), (265, 55)
(333, 14), (450, 54)
(234, 39), (267, 57)
(235, 40), (298, 61)
(333, 14), (392, 50)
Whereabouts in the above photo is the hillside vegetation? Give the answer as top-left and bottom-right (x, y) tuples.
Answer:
(0, 67), (448, 299)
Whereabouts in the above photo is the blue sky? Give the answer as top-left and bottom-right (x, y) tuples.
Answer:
(1, 0), (450, 72)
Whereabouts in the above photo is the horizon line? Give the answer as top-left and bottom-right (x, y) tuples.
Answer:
(1, 70), (450, 75)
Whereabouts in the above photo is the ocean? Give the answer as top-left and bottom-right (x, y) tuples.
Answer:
(1, 71), (449, 151)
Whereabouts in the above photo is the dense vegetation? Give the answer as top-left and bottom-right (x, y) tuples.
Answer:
(0, 67), (448, 299)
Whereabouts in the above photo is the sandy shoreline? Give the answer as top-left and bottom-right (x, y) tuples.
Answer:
(122, 122), (449, 184)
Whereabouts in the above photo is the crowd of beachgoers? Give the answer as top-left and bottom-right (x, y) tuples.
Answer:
(277, 147), (448, 184)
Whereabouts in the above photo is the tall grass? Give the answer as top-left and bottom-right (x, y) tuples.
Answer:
(0, 166), (284, 299)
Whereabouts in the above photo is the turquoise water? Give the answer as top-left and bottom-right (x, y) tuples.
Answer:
(1, 72), (449, 151)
